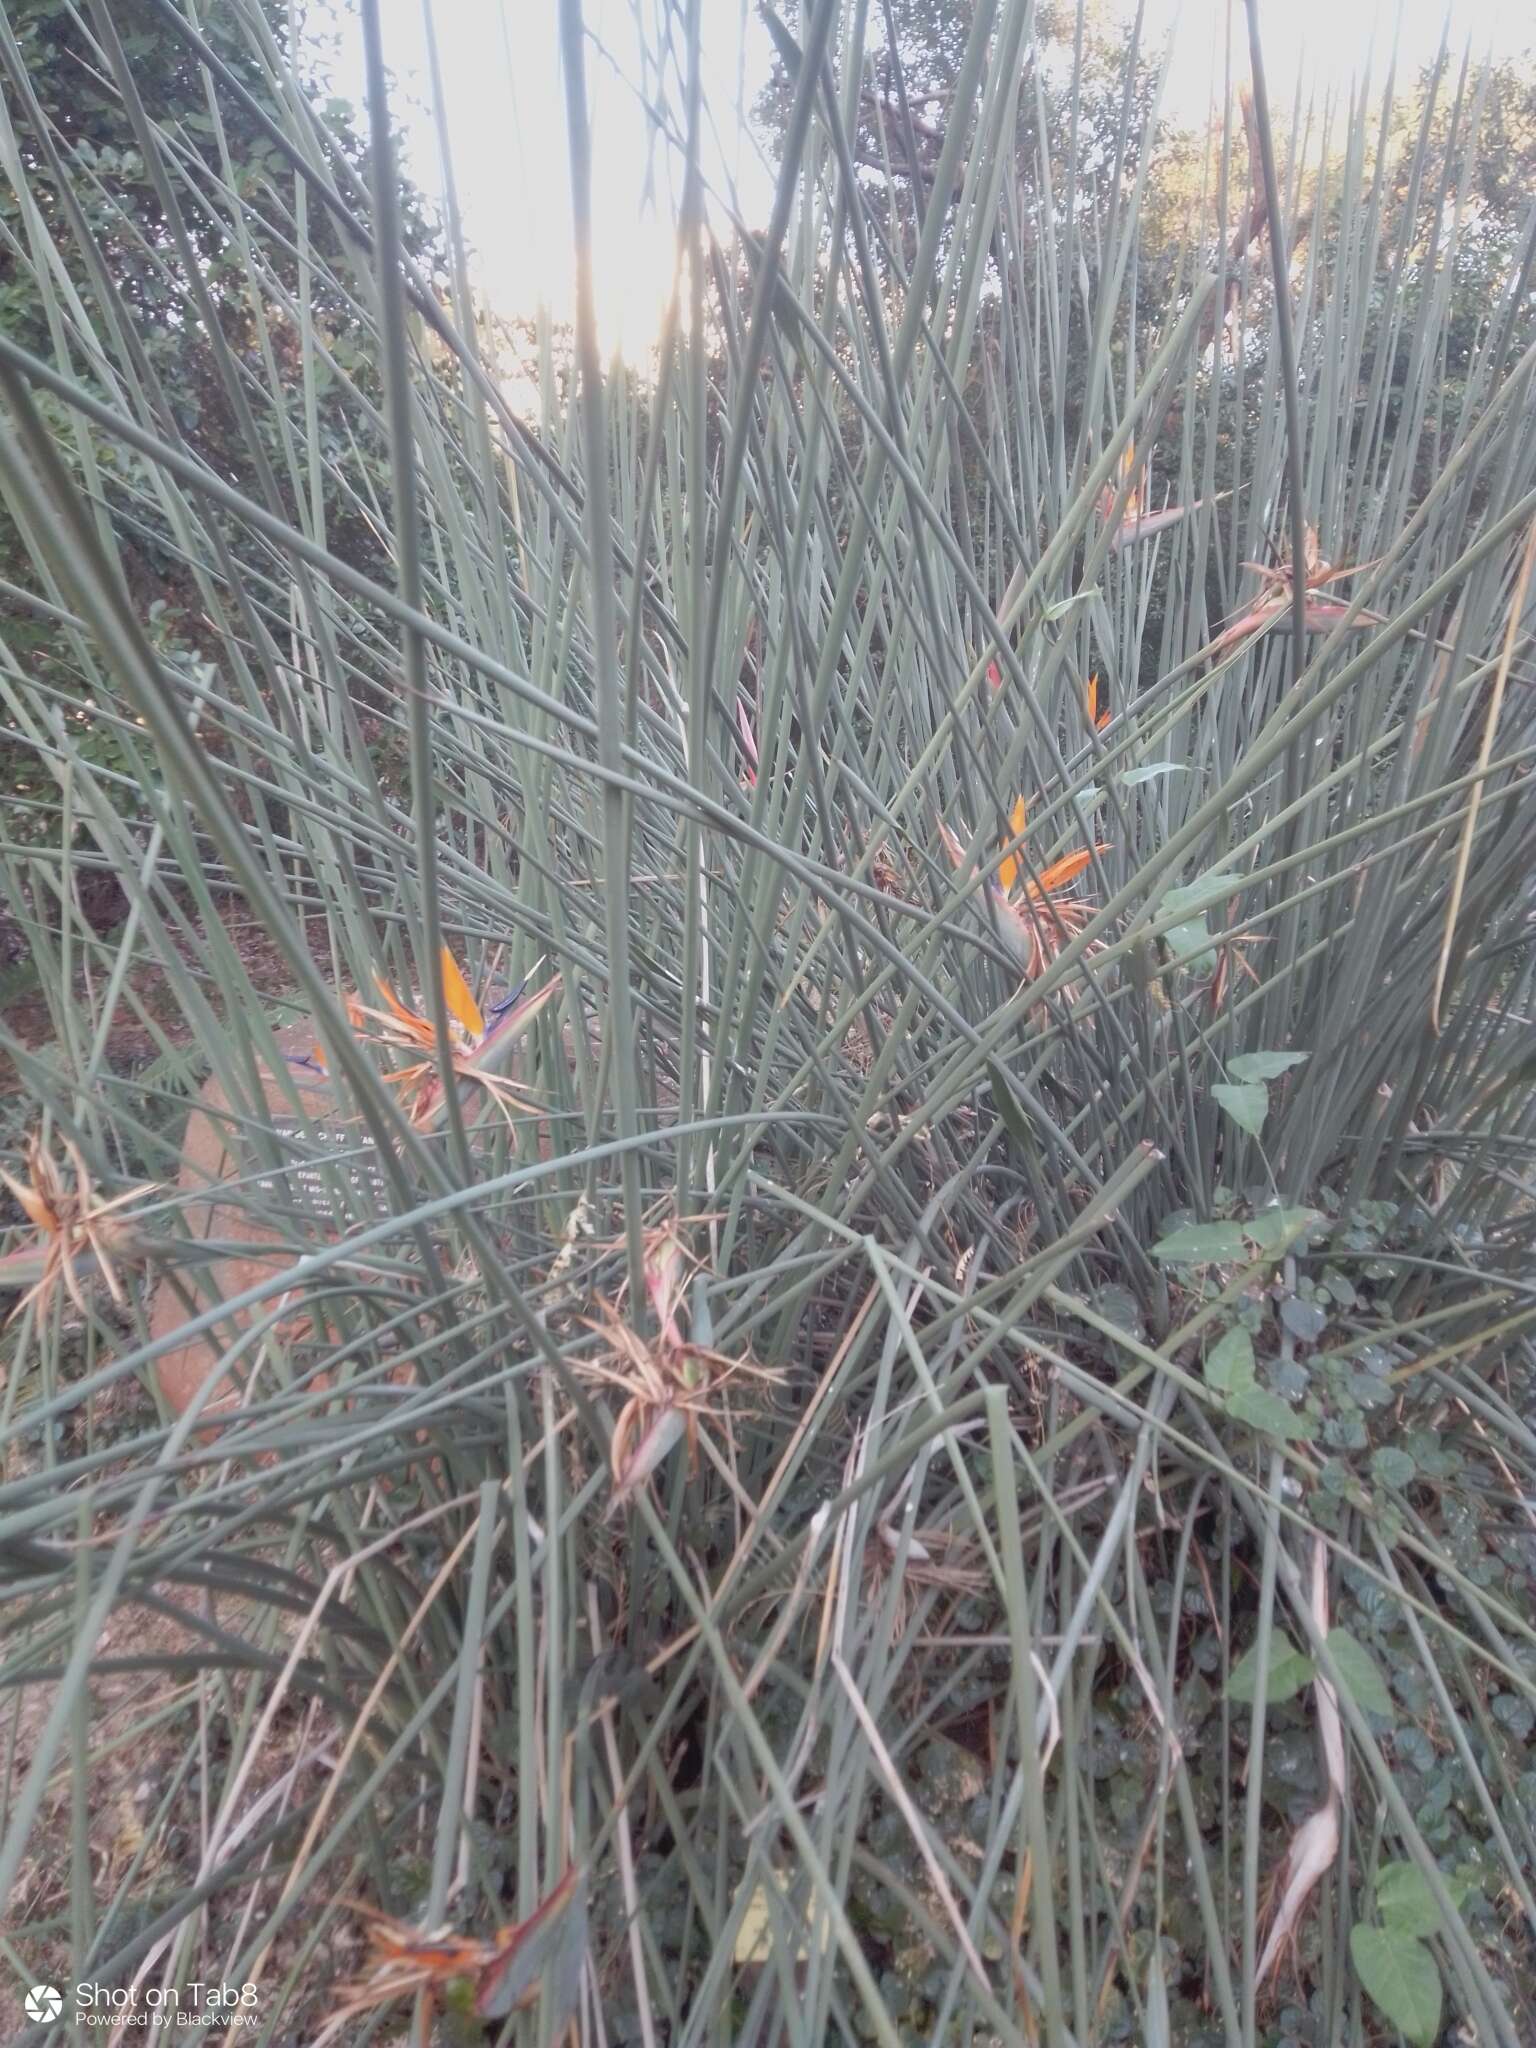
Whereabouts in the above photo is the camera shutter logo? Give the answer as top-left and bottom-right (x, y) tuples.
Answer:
(24, 1984), (64, 2022)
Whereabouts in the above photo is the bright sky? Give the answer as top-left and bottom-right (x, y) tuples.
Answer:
(325, 1), (1531, 358)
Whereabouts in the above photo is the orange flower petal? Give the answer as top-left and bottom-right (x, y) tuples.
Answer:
(1086, 675), (1109, 731)
(0, 1169), (57, 1237)
(372, 972), (422, 1029)
(643, 1228), (688, 1351)
(439, 946), (485, 1040)
(1300, 600), (1376, 631)
(1024, 844), (1110, 896)
(1122, 439), (1142, 519)
(475, 1869), (581, 2019)
(937, 817), (970, 871)
(997, 796), (1028, 893)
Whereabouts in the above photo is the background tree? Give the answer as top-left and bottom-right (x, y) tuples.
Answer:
(0, 0), (441, 859)
(758, 5), (1536, 693)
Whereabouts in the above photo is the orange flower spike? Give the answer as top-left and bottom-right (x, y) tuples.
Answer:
(439, 946), (485, 1040)
(0, 1138), (155, 1323)
(997, 796), (1028, 894)
(941, 802), (1102, 982)
(335, 1873), (582, 2032)
(1118, 438), (1141, 521)
(0, 1165), (57, 1237)
(1026, 846), (1102, 897)
(370, 972), (427, 1036)
(644, 1225), (689, 1354)
(1086, 674), (1109, 731)
(1300, 522), (1324, 583)
(474, 1869), (582, 2019)
(937, 816), (972, 874)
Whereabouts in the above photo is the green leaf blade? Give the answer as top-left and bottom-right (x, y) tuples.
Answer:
(1152, 1220), (1247, 1262)
(1228, 1635), (1313, 1704)
(1213, 1081), (1269, 1137)
(1350, 1924), (1442, 2046)
(1228, 1050), (1309, 1082)
(1327, 1629), (1393, 1720)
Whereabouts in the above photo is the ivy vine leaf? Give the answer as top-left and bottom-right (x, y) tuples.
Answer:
(1243, 1205), (1320, 1252)
(1227, 1634), (1313, 1704)
(1228, 1050), (1310, 1082)
(1151, 1219), (1246, 1262)
(1160, 872), (1246, 918)
(1156, 873), (1243, 975)
(1203, 1323), (1313, 1437)
(1213, 1081), (1269, 1137)
(1370, 1445), (1415, 1489)
(1350, 1923), (1443, 2046)
(1376, 1860), (1468, 1938)
(1229, 1385), (1315, 1439)
(1326, 1628), (1393, 1719)
(1492, 1693), (1536, 1741)
(1155, 1208), (1319, 1264)
(1279, 1292), (1328, 1341)
(1162, 918), (1216, 973)
(1204, 1324), (1255, 1394)
(987, 1061), (1036, 1150)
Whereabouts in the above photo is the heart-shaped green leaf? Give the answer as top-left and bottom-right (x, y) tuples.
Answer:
(1229, 1385), (1315, 1439)
(1161, 919), (1216, 972)
(1213, 1081), (1269, 1137)
(987, 1061), (1036, 1150)
(1279, 1293), (1328, 1341)
(1227, 1634), (1313, 1704)
(1370, 1446), (1416, 1489)
(1161, 873), (1245, 918)
(1327, 1629), (1393, 1720)
(1228, 1049), (1309, 1082)
(1376, 1860), (1466, 1938)
(1242, 1206), (1320, 1252)
(1204, 1324), (1256, 1395)
(1151, 1220), (1246, 1263)
(1350, 1923), (1442, 2046)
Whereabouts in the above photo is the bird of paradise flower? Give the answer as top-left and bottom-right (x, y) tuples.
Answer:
(1095, 437), (1225, 548)
(324, 1870), (584, 2044)
(577, 1220), (781, 1516)
(0, 1134), (157, 1322)
(1202, 523), (1382, 662)
(939, 799), (1108, 982)
(343, 946), (561, 1130)
(986, 657), (1110, 737)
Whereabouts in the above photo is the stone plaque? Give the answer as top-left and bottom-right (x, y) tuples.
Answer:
(149, 1020), (374, 1418)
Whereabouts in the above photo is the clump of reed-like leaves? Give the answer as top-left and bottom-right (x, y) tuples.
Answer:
(1, 2), (1533, 2043)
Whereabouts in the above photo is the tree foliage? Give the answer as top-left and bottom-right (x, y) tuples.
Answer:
(0, 0), (439, 847)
